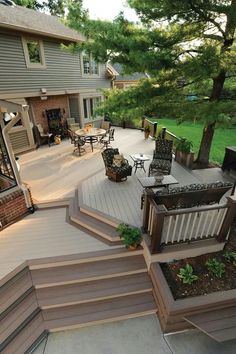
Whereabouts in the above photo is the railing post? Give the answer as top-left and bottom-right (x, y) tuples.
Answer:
(161, 127), (166, 139)
(153, 122), (157, 138)
(217, 196), (236, 242)
(142, 189), (155, 231)
(150, 204), (167, 254)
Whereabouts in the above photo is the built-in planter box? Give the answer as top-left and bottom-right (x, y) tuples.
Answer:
(175, 150), (195, 169)
(150, 263), (236, 333)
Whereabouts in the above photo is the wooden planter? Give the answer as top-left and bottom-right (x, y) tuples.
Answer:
(150, 263), (236, 334)
(175, 150), (194, 169)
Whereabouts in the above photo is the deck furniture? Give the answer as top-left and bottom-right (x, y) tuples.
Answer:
(222, 146), (236, 172)
(68, 129), (85, 155)
(32, 124), (53, 147)
(109, 128), (115, 141)
(101, 121), (110, 131)
(76, 128), (106, 152)
(149, 138), (173, 176)
(154, 181), (233, 210)
(67, 118), (80, 132)
(130, 154), (150, 173)
(102, 148), (132, 182)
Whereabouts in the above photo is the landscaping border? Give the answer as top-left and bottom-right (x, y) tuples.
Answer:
(150, 262), (236, 333)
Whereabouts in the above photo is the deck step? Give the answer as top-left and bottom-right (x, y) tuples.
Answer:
(1, 311), (45, 354)
(28, 247), (143, 270)
(69, 194), (121, 243)
(36, 272), (152, 309)
(44, 292), (157, 332)
(31, 255), (147, 288)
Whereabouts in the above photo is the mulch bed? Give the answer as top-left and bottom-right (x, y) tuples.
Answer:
(161, 218), (236, 300)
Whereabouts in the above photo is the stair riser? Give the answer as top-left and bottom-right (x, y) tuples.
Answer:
(29, 250), (143, 270)
(40, 288), (153, 309)
(70, 216), (120, 241)
(48, 310), (157, 333)
(34, 269), (147, 289)
(79, 206), (120, 228)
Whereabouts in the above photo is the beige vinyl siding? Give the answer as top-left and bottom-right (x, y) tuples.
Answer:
(0, 31), (110, 97)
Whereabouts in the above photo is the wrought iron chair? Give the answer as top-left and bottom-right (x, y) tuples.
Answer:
(102, 148), (132, 182)
(148, 138), (173, 176)
(68, 129), (85, 155)
(109, 128), (115, 141)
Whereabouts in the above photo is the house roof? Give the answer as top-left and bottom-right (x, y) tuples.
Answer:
(111, 63), (148, 81)
(0, 3), (85, 42)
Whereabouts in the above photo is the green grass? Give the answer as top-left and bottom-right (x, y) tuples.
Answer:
(149, 118), (236, 164)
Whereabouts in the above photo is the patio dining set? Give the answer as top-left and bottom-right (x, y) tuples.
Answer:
(68, 124), (115, 155)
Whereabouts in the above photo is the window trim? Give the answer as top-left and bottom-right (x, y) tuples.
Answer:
(22, 37), (46, 69)
(81, 52), (100, 77)
(82, 96), (102, 120)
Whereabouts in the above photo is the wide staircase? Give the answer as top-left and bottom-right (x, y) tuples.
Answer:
(0, 248), (157, 353)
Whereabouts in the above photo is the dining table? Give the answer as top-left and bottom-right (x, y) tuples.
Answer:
(75, 128), (106, 152)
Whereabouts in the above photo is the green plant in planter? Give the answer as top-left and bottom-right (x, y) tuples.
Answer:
(176, 137), (193, 153)
(117, 223), (142, 249)
(223, 251), (236, 266)
(177, 264), (198, 284)
(206, 258), (225, 278)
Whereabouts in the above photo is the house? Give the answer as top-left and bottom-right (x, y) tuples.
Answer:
(108, 62), (148, 89)
(0, 1), (111, 154)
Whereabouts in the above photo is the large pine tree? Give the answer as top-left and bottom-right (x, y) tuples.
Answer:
(67, 0), (236, 167)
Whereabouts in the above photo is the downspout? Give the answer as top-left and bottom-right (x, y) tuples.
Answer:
(1, 108), (33, 209)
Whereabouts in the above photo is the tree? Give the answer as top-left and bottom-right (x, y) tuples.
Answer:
(67, 0), (236, 167)
(15, 0), (65, 16)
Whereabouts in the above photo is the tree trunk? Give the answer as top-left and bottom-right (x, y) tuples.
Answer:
(195, 122), (215, 167)
(195, 72), (226, 168)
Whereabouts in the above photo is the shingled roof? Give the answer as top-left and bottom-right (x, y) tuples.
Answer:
(111, 63), (148, 81)
(0, 3), (84, 42)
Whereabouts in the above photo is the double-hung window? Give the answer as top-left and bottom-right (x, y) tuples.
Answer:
(82, 52), (99, 75)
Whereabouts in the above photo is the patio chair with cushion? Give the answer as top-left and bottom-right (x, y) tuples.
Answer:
(102, 148), (132, 182)
(67, 118), (80, 132)
(32, 124), (53, 147)
(149, 138), (173, 176)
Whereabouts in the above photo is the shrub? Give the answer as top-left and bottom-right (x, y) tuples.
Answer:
(176, 137), (193, 153)
(223, 251), (236, 266)
(117, 223), (142, 249)
(177, 264), (198, 284)
(206, 258), (225, 278)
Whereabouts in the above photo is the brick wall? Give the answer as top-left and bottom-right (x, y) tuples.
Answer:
(29, 95), (70, 132)
(0, 189), (29, 228)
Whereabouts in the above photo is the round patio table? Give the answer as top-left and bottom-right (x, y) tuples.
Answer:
(75, 128), (106, 152)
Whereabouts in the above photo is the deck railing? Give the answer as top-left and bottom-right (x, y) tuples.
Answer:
(143, 192), (236, 254)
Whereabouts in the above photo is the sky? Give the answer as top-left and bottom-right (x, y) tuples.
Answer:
(83, 0), (138, 22)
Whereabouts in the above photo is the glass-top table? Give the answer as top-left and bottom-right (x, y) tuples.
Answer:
(138, 175), (178, 189)
(75, 128), (106, 152)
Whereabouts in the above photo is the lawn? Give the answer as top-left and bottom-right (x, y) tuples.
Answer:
(150, 118), (236, 165)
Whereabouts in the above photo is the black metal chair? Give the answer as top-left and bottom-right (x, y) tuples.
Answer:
(109, 128), (115, 141)
(68, 129), (85, 155)
(149, 138), (173, 176)
(101, 148), (132, 182)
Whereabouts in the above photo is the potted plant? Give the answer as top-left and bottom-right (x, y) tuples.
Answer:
(175, 137), (194, 169)
(144, 125), (151, 139)
(117, 223), (143, 250)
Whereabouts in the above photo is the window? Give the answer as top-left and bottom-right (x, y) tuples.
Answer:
(83, 97), (101, 119)
(82, 52), (99, 75)
(22, 38), (46, 69)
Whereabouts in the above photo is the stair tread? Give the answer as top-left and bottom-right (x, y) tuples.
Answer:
(28, 247), (138, 269)
(44, 292), (157, 330)
(37, 273), (152, 307)
(31, 255), (147, 287)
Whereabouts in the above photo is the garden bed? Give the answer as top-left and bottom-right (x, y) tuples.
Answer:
(161, 222), (236, 299)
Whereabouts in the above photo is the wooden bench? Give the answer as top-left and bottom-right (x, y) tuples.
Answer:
(154, 182), (233, 210)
